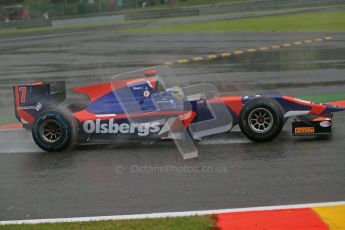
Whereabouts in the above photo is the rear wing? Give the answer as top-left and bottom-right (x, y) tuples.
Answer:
(13, 81), (66, 125)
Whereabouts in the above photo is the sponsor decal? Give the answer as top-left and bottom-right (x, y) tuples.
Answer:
(132, 86), (144, 90)
(295, 127), (315, 134)
(82, 119), (161, 136)
(320, 121), (331, 128)
(18, 102), (42, 111)
(143, 90), (150, 97)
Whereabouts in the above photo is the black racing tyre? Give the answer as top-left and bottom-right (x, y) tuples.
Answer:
(239, 98), (285, 142)
(32, 109), (74, 152)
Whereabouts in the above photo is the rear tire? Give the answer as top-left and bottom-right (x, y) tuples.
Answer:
(32, 109), (74, 152)
(239, 98), (285, 142)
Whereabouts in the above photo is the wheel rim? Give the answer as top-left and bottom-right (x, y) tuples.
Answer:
(39, 119), (63, 144)
(248, 108), (274, 133)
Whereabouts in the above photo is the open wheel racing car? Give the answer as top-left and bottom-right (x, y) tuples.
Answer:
(12, 66), (345, 153)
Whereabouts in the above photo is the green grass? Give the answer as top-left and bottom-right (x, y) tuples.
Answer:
(2, 8), (344, 36)
(299, 92), (345, 103)
(0, 115), (17, 124)
(178, 0), (259, 7)
(0, 216), (216, 230)
(126, 10), (345, 32)
(141, 0), (260, 9)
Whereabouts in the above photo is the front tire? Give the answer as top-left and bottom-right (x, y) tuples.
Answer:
(32, 110), (73, 152)
(239, 99), (285, 142)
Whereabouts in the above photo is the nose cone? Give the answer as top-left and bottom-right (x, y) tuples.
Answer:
(324, 103), (345, 113)
(326, 100), (345, 108)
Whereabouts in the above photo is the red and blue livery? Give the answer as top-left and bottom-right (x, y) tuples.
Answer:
(12, 68), (345, 152)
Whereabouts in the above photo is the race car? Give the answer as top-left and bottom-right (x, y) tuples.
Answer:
(12, 66), (345, 153)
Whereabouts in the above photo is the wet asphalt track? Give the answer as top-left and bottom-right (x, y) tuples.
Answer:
(0, 29), (345, 220)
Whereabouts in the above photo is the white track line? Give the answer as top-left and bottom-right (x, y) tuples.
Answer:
(0, 128), (24, 132)
(1, 201), (345, 225)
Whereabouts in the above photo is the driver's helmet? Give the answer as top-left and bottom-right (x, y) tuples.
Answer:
(144, 69), (184, 100)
